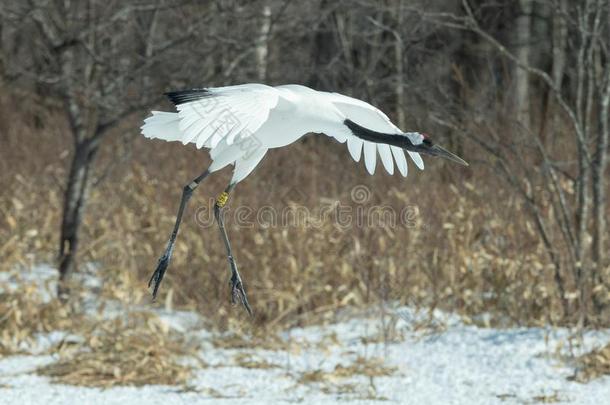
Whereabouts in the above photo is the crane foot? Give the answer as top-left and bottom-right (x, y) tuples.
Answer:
(230, 270), (253, 316)
(148, 241), (174, 300)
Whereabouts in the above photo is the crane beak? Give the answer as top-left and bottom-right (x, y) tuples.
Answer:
(427, 144), (469, 166)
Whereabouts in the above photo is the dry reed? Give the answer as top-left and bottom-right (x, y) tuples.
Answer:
(571, 343), (610, 383)
(0, 284), (77, 355)
(1, 87), (608, 337)
(36, 311), (200, 387)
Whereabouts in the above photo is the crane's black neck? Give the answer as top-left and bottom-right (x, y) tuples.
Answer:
(343, 119), (419, 151)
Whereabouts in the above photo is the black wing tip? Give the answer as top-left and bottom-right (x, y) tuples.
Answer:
(344, 119), (384, 140)
(343, 119), (359, 132)
(165, 88), (212, 106)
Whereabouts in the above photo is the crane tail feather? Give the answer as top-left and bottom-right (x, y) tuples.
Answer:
(141, 111), (182, 142)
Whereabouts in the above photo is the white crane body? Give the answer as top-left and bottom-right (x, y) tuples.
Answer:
(140, 83), (463, 185)
(141, 83), (467, 313)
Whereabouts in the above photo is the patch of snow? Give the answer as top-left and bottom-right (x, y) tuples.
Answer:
(0, 264), (58, 302)
(32, 332), (85, 355)
(154, 309), (204, 334)
(1, 265), (609, 404)
(3, 306), (608, 404)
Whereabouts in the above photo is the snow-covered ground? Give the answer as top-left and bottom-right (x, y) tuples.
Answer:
(1, 266), (609, 404)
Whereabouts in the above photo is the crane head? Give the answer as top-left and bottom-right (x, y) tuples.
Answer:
(343, 119), (468, 166)
(403, 132), (469, 166)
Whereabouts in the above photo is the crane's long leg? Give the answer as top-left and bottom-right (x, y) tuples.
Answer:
(214, 184), (253, 316)
(148, 169), (210, 299)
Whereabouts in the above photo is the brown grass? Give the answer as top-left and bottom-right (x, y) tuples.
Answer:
(0, 271), (198, 387)
(232, 352), (280, 369)
(298, 356), (396, 400)
(570, 343), (610, 383)
(531, 391), (565, 403)
(36, 311), (200, 388)
(0, 284), (78, 355)
(0, 86), (608, 334)
(210, 330), (289, 351)
(298, 356), (397, 383)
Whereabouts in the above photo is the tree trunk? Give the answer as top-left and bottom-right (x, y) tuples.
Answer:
(551, 0), (567, 103)
(394, 0), (405, 129)
(540, 0), (567, 145)
(308, 0), (338, 90)
(514, 0), (532, 126)
(57, 139), (98, 298)
(256, 4), (272, 82)
(591, 52), (610, 293)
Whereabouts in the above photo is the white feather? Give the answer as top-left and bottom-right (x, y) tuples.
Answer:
(322, 92), (424, 170)
(363, 141), (377, 175)
(347, 137), (363, 162)
(408, 151), (424, 170)
(140, 83), (446, 185)
(141, 111), (181, 142)
(391, 146), (408, 177)
(377, 143), (394, 175)
(174, 84), (279, 149)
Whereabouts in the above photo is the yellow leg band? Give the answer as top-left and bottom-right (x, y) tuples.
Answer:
(216, 191), (229, 208)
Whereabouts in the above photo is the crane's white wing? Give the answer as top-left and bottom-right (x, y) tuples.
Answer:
(142, 83), (424, 179)
(164, 84), (279, 149)
(322, 91), (423, 176)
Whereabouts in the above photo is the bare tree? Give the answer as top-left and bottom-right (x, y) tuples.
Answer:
(421, 0), (610, 324)
(0, 0), (211, 296)
(1, 0), (606, 325)
(515, 0), (533, 126)
(540, 0), (568, 145)
(256, 3), (272, 81)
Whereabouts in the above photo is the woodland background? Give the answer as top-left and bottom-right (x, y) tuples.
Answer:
(0, 0), (609, 333)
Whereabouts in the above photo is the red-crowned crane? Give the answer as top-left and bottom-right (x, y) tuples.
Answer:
(141, 83), (467, 315)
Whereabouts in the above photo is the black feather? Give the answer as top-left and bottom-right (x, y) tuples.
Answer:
(165, 88), (212, 106)
(344, 119), (413, 149)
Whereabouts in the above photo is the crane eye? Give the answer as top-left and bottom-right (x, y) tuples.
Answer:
(422, 138), (432, 146)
